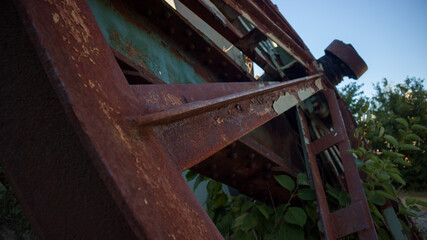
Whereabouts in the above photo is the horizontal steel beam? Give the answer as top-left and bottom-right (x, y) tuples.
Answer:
(131, 74), (324, 170)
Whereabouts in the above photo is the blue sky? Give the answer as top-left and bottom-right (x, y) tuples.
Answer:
(272, 0), (427, 97)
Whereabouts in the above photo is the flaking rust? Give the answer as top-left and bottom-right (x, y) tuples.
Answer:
(1, 0), (379, 238)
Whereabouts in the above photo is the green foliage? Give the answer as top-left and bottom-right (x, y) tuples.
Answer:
(341, 77), (427, 190)
(0, 167), (37, 239)
(187, 172), (319, 239)
(339, 82), (369, 114)
(345, 87), (426, 237)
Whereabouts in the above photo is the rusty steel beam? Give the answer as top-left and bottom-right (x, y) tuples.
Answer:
(3, 0), (222, 239)
(219, 0), (318, 73)
(131, 74), (324, 170)
(0, 0), (327, 238)
(298, 89), (377, 239)
(177, 0), (279, 78)
(324, 88), (377, 239)
(175, 0), (243, 43)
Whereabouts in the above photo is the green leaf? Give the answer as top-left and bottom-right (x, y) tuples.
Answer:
(206, 180), (222, 193)
(395, 118), (408, 127)
(389, 173), (406, 185)
(256, 205), (270, 219)
(416, 199), (427, 208)
(404, 133), (422, 141)
(378, 126), (385, 137)
(382, 150), (404, 158)
(354, 158), (365, 168)
(185, 170), (198, 181)
(405, 197), (417, 206)
(232, 212), (248, 228)
(282, 223), (305, 240)
(411, 124), (427, 131)
(377, 228), (390, 240)
(398, 205), (417, 217)
(393, 158), (411, 167)
(284, 207), (307, 227)
(304, 205), (316, 221)
(381, 183), (397, 198)
(233, 230), (254, 240)
(240, 212), (259, 231)
(375, 190), (395, 200)
(409, 205), (422, 212)
(217, 213), (233, 236)
(338, 191), (350, 206)
(349, 149), (363, 158)
(214, 193), (227, 207)
(368, 202), (384, 220)
(241, 201), (255, 212)
(274, 174), (295, 191)
(297, 188), (316, 201)
(399, 144), (420, 151)
(275, 203), (289, 217)
(370, 191), (386, 205)
(384, 135), (399, 148)
(297, 173), (309, 186)
(193, 174), (205, 191)
(399, 219), (411, 233)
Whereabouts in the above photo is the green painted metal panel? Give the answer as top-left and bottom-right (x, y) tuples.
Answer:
(383, 207), (405, 240)
(88, 0), (207, 84)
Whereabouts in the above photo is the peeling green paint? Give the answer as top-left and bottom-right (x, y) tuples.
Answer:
(297, 87), (315, 101)
(272, 93), (298, 115)
(315, 78), (323, 90)
(88, 0), (206, 84)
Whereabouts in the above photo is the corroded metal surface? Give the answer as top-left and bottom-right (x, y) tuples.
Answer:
(1, 0), (381, 239)
(298, 89), (377, 239)
(3, 0), (221, 239)
(1, 0), (325, 238)
(325, 40), (368, 80)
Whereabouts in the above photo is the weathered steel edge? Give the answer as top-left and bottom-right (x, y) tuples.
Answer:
(12, 0), (224, 239)
(131, 74), (322, 126)
(1, 1), (138, 239)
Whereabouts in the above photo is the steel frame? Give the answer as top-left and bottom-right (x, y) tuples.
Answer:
(0, 0), (379, 239)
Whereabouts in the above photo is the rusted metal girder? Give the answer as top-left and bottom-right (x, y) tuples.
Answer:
(0, 0), (328, 239)
(298, 89), (377, 239)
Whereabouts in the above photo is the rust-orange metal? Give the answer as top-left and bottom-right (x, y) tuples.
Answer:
(0, 0), (379, 239)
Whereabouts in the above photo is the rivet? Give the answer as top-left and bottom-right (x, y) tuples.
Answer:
(221, 61), (227, 67)
(210, 164), (217, 171)
(222, 72), (229, 78)
(188, 43), (195, 50)
(205, 59), (213, 65)
(146, 10), (152, 16)
(229, 142), (237, 149)
(249, 153), (256, 160)
(185, 29), (192, 37)
(263, 173), (271, 180)
(169, 28), (175, 35)
(235, 103), (242, 111)
(204, 46), (211, 52)
(236, 74), (242, 80)
(264, 163), (272, 170)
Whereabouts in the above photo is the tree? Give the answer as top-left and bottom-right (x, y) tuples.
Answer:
(340, 77), (427, 190)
